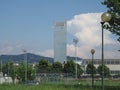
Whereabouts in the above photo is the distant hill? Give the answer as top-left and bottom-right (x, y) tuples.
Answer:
(0, 53), (82, 63)
(0, 53), (53, 63)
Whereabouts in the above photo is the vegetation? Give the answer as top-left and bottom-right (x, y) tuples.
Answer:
(17, 62), (35, 82)
(102, 0), (120, 42)
(0, 80), (120, 90)
(86, 63), (97, 75)
(63, 60), (83, 77)
(97, 65), (110, 77)
(37, 59), (52, 73)
(52, 61), (63, 73)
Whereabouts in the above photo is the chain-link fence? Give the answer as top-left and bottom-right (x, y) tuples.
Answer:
(35, 73), (77, 84)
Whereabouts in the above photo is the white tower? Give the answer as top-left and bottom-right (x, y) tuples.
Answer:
(54, 22), (67, 63)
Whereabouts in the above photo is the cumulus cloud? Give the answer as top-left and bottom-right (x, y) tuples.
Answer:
(0, 43), (24, 55)
(37, 49), (54, 57)
(67, 12), (120, 59)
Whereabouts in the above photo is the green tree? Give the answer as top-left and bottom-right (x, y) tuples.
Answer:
(63, 60), (83, 77)
(97, 65), (110, 77)
(37, 59), (52, 73)
(17, 62), (35, 82)
(86, 63), (97, 75)
(102, 0), (120, 42)
(77, 64), (84, 77)
(63, 60), (75, 74)
(2, 61), (16, 81)
(27, 65), (35, 81)
(52, 61), (62, 73)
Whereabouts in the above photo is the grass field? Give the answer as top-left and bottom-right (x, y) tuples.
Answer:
(0, 80), (120, 90)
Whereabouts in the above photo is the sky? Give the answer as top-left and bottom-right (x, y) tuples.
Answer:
(0, 0), (120, 59)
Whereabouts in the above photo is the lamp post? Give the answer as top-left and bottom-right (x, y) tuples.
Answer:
(0, 60), (2, 72)
(91, 49), (95, 87)
(101, 12), (111, 90)
(73, 38), (79, 79)
(22, 49), (27, 83)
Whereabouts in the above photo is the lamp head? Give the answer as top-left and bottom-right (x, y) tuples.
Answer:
(91, 49), (95, 54)
(101, 12), (112, 22)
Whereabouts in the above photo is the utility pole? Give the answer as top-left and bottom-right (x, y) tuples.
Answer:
(22, 49), (27, 83)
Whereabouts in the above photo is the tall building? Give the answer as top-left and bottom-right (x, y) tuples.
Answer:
(54, 22), (67, 63)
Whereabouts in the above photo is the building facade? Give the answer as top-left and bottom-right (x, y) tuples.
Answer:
(54, 22), (67, 63)
(84, 59), (120, 75)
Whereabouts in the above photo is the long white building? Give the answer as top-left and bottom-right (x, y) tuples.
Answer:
(84, 59), (120, 75)
(54, 22), (67, 63)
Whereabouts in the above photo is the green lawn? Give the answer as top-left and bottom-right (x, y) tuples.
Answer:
(0, 80), (120, 90)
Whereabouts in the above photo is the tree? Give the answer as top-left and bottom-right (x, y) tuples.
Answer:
(27, 65), (35, 81)
(52, 61), (63, 73)
(17, 62), (35, 82)
(63, 60), (75, 74)
(63, 60), (83, 77)
(2, 61), (16, 81)
(102, 0), (120, 42)
(37, 59), (52, 73)
(97, 65), (110, 77)
(86, 63), (97, 75)
(77, 64), (84, 77)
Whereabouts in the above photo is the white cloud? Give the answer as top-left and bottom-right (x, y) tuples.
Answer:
(37, 49), (54, 57)
(0, 43), (24, 55)
(67, 12), (120, 59)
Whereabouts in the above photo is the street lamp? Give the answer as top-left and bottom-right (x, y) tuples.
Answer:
(73, 38), (79, 79)
(91, 49), (95, 87)
(101, 12), (111, 90)
(22, 49), (27, 83)
(0, 60), (2, 73)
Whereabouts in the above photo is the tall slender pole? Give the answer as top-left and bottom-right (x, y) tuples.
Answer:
(91, 49), (95, 87)
(92, 54), (94, 87)
(0, 60), (2, 72)
(8, 61), (9, 77)
(23, 49), (27, 83)
(101, 12), (111, 90)
(101, 22), (104, 90)
(75, 43), (77, 79)
(73, 38), (78, 80)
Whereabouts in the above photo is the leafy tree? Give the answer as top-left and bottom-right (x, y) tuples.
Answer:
(63, 60), (83, 77)
(97, 65), (110, 77)
(52, 61), (63, 73)
(27, 65), (35, 80)
(17, 62), (35, 82)
(2, 61), (16, 80)
(102, 0), (120, 42)
(37, 59), (52, 73)
(86, 63), (97, 75)
(63, 60), (75, 74)
(77, 64), (84, 77)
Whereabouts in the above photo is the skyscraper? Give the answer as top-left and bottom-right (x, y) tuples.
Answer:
(54, 22), (67, 63)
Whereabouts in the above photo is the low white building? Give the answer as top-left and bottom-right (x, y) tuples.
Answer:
(84, 59), (120, 75)
(0, 72), (13, 84)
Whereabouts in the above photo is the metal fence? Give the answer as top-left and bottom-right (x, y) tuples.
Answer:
(35, 73), (76, 83)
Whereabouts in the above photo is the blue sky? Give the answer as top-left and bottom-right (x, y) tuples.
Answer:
(0, 0), (120, 59)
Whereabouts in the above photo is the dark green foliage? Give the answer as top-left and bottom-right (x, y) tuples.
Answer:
(63, 60), (83, 77)
(52, 61), (63, 73)
(77, 64), (84, 77)
(17, 62), (35, 82)
(86, 63), (97, 75)
(97, 65), (110, 77)
(102, 0), (120, 42)
(37, 59), (52, 73)
(63, 60), (76, 74)
(2, 61), (16, 80)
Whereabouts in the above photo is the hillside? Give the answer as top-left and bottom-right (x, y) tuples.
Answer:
(0, 53), (82, 63)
